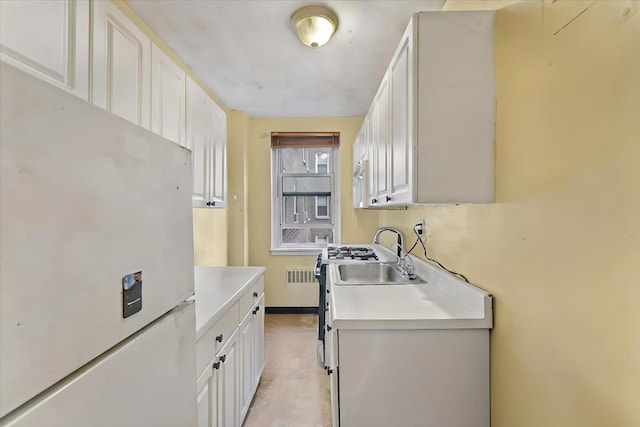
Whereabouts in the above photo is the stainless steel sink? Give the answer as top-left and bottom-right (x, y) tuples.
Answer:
(335, 263), (426, 285)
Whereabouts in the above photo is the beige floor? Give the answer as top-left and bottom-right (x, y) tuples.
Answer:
(243, 313), (332, 427)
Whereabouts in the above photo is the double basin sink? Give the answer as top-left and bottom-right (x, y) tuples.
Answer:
(334, 262), (427, 286)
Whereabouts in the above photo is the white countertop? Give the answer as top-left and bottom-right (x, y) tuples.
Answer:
(192, 266), (266, 339)
(328, 246), (493, 330)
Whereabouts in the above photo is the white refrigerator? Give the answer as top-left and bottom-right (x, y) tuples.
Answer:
(0, 63), (197, 426)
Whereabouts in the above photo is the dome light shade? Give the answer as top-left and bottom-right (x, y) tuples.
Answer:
(291, 6), (338, 49)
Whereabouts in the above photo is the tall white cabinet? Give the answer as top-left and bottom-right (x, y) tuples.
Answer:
(357, 11), (495, 208)
(91, 0), (151, 130)
(0, 0), (90, 100)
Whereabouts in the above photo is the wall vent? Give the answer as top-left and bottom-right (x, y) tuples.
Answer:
(286, 269), (316, 285)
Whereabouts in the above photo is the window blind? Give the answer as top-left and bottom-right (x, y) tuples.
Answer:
(271, 132), (340, 148)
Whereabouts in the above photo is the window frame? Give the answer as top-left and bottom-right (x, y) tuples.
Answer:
(270, 133), (340, 255)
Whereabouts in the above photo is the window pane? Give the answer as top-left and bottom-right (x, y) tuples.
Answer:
(282, 175), (331, 195)
(279, 148), (332, 173)
(282, 228), (334, 245)
(283, 196), (331, 224)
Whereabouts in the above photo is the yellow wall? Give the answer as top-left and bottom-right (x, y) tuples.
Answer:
(227, 110), (251, 266)
(245, 117), (379, 306)
(379, 1), (640, 425)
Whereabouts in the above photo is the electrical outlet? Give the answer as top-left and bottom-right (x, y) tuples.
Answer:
(414, 219), (425, 241)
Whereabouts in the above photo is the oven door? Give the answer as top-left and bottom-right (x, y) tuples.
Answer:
(314, 254), (327, 367)
(352, 160), (368, 209)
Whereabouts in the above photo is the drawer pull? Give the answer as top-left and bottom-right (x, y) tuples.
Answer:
(219, 354), (227, 363)
(215, 334), (223, 343)
(212, 361), (220, 370)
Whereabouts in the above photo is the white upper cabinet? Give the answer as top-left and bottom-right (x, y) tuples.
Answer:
(92, 0), (151, 129)
(187, 77), (212, 208)
(186, 77), (227, 208)
(0, 0), (89, 100)
(151, 43), (186, 147)
(362, 11), (495, 207)
(372, 72), (390, 204)
(388, 26), (413, 205)
(210, 102), (227, 207)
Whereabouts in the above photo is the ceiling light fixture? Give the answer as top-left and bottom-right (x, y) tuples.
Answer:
(291, 5), (338, 49)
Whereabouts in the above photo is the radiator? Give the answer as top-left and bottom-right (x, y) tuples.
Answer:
(286, 269), (316, 285)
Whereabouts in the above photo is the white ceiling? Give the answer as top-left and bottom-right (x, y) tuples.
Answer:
(128, 0), (445, 118)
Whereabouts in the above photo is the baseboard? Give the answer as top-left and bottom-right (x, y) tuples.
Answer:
(265, 307), (318, 314)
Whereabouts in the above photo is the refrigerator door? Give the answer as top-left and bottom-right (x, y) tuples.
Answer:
(0, 302), (197, 427)
(0, 64), (194, 416)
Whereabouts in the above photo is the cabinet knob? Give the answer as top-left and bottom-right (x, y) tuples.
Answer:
(212, 361), (221, 370)
(327, 369), (333, 375)
(255, 306), (260, 313)
(326, 289), (330, 294)
(253, 291), (258, 298)
(372, 198), (378, 204)
(206, 202), (211, 206)
(386, 195), (391, 202)
(326, 325), (332, 332)
(210, 201), (216, 207)
(219, 354), (227, 363)
(215, 334), (223, 342)
(252, 308), (257, 315)
(324, 307), (329, 312)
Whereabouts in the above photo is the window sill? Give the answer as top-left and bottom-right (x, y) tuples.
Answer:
(270, 248), (324, 256)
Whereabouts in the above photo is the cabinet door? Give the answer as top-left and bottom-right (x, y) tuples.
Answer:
(238, 311), (254, 421)
(92, 0), (151, 129)
(217, 331), (239, 427)
(373, 72), (390, 203)
(151, 43), (186, 146)
(389, 24), (414, 205)
(365, 108), (376, 203)
(326, 294), (340, 427)
(186, 77), (212, 207)
(0, 0), (89, 100)
(253, 294), (265, 385)
(197, 362), (219, 427)
(210, 101), (227, 207)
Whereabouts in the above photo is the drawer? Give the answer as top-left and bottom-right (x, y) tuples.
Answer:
(196, 302), (239, 374)
(239, 276), (265, 316)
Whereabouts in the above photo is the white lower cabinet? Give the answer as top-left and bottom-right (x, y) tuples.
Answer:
(239, 294), (265, 421)
(196, 276), (265, 427)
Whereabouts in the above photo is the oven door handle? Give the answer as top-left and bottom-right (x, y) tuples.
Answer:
(314, 254), (323, 278)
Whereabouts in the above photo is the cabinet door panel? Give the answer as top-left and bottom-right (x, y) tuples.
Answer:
(374, 75), (390, 200)
(239, 312), (254, 420)
(0, 0), (89, 100)
(187, 78), (212, 207)
(92, 0), (150, 129)
(389, 30), (413, 204)
(151, 43), (186, 146)
(253, 295), (265, 384)
(197, 365), (217, 427)
(218, 337), (238, 427)
(210, 102), (227, 206)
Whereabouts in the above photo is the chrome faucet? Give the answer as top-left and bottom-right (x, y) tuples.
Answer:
(372, 227), (405, 259)
(391, 243), (417, 280)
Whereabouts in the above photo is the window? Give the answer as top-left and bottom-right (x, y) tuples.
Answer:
(271, 132), (340, 254)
